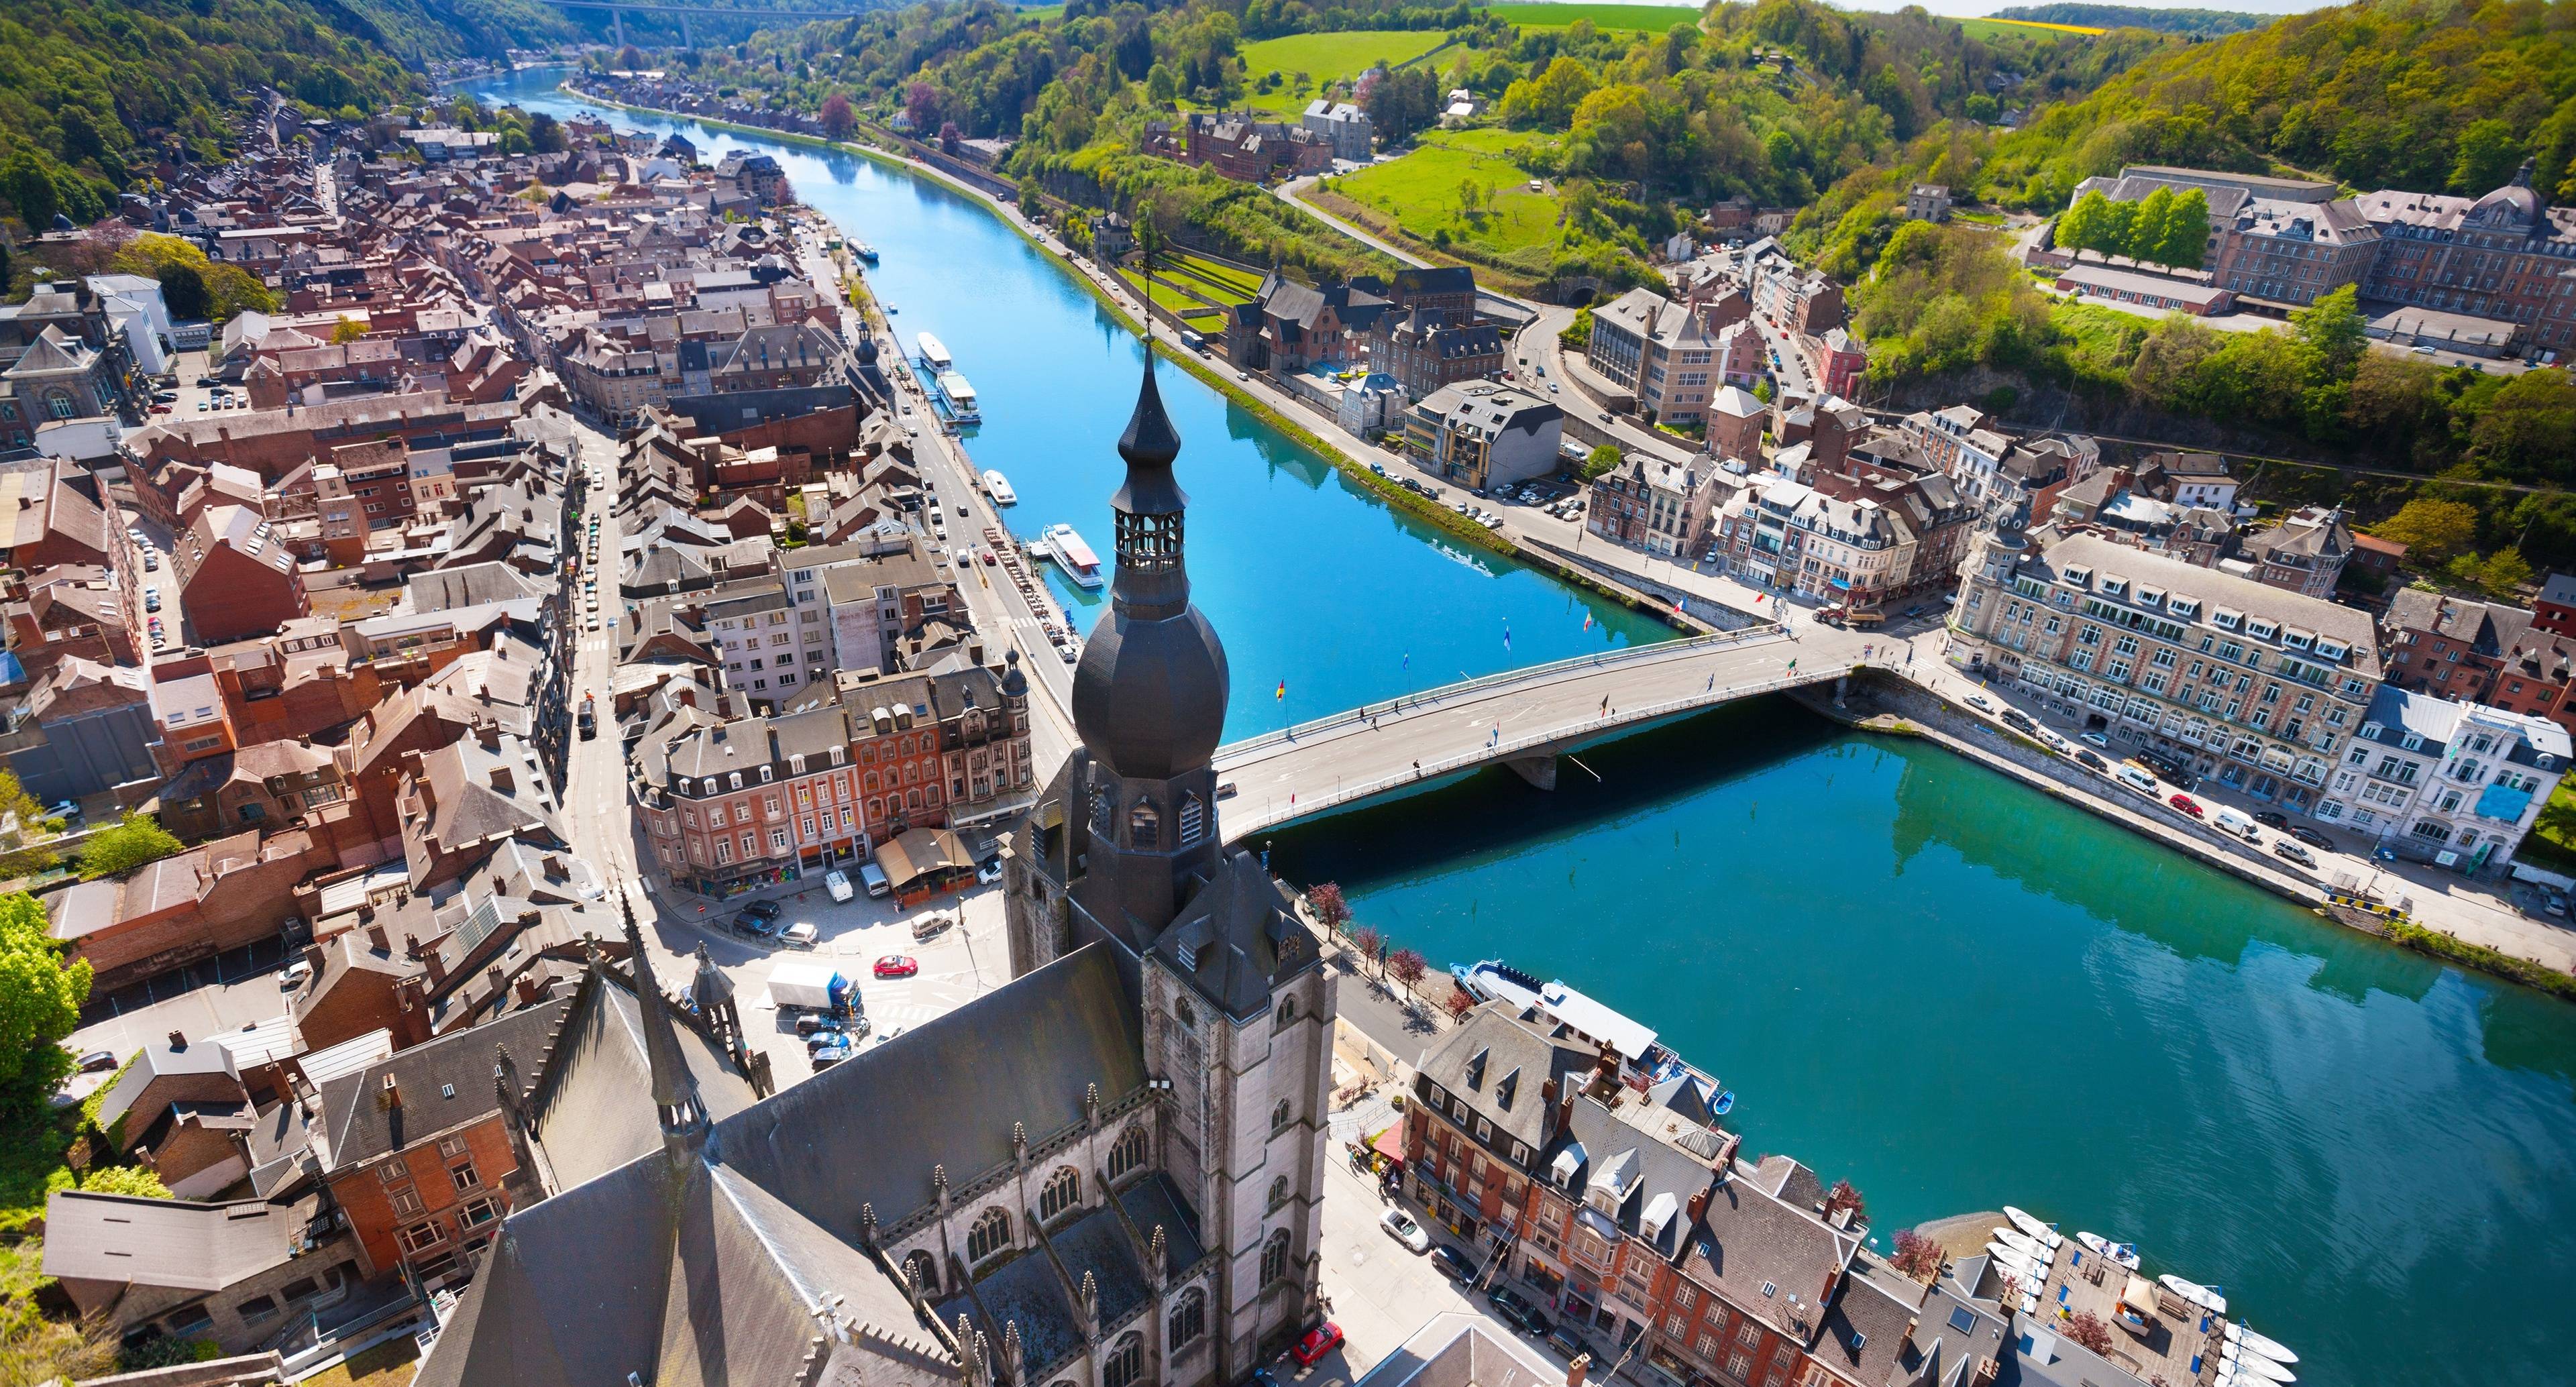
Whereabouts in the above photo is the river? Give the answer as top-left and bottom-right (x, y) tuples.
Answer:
(464, 69), (2576, 1387)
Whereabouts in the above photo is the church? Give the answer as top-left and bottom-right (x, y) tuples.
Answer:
(415, 353), (1337, 1387)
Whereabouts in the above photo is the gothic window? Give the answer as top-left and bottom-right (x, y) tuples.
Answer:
(1130, 801), (1159, 849)
(1271, 1100), (1292, 1133)
(967, 1207), (1012, 1264)
(902, 1250), (938, 1295)
(1039, 1166), (1081, 1222)
(1274, 996), (1297, 1030)
(1104, 1333), (1144, 1387)
(1178, 793), (1204, 846)
(1091, 784), (1114, 829)
(1168, 1288), (1207, 1349)
(1260, 1230), (1292, 1286)
(1108, 1124), (1148, 1182)
(1267, 1176), (1289, 1213)
(1172, 995), (1197, 1030)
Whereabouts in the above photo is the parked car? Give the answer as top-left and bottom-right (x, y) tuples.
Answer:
(2255, 811), (2291, 830)
(2547, 891), (2570, 918)
(1290, 1324), (1344, 1368)
(874, 955), (920, 979)
(1965, 693), (1991, 710)
(1546, 1326), (1588, 1360)
(2074, 749), (2108, 773)
(810, 1042), (853, 1071)
(1487, 1286), (1552, 1337)
(278, 960), (314, 989)
(824, 869), (855, 903)
(2271, 839), (2318, 869)
(2167, 793), (2204, 818)
(792, 1014), (845, 1038)
(1379, 1208), (1430, 1252)
(2000, 708), (2036, 732)
(977, 858), (1005, 885)
(76, 1049), (118, 1073)
(1428, 1244), (1475, 1284)
(780, 922), (820, 948)
(736, 899), (784, 936)
(2289, 826), (2333, 850)
(2080, 731), (2110, 748)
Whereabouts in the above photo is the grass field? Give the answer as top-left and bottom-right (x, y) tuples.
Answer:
(1332, 128), (1561, 275)
(302, 1339), (421, 1387)
(1481, 2), (1704, 30)
(1165, 252), (1265, 303)
(1957, 15), (2106, 38)
(1118, 270), (1232, 324)
(1231, 30), (1453, 113)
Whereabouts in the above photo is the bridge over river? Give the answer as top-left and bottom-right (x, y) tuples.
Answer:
(1210, 626), (1853, 841)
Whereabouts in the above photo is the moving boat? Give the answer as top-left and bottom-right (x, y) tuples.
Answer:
(2157, 1274), (2226, 1315)
(1036, 523), (1104, 588)
(916, 331), (953, 372)
(2225, 1325), (2300, 1366)
(2003, 1207), (2062, 1247)
(982, 470), (1018, 506)
(2076, 1231), (2141, 1269)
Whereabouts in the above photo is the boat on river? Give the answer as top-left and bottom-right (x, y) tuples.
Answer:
(2225, 1325), (2299, 1366)
(2221, 1343), (2296, 1384)
(982, 470), (1018, 506)
(916, 331), (953, 372)
(2158, 1274), (2226, 1315)
(1036, 524), (1104, 588)
(2003, 1207), (2062, 1247)
(934, 370), (980, 423)
(2076, 1231), (2140, 1269)
(851, 239), (879, 262)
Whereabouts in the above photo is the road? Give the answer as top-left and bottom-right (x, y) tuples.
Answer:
(1275, 176), (1433, 270)
(1505, 307), (1701, 468)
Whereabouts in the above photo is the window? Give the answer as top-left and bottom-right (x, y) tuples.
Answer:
(1040, 1166), (1081, 1221)
(1260, 1229), (1293, 1286)
(1130, 801), (1159, 849)
(1273, 1100), (1293, 1133)
(457, 1197), (501, 1229)
(1108, 1124), (1148, 1182)
(447, 1156), (480, 1192)
(1169, 1288), (1207, 1349)
(1268, 1176), (1290, 1212)
(1104, 1333), (1144, 1387)
(237, 1294), (279, 1322)
(967, 1207), (1012, 1263)
(389, 1184), (425, 1218)
(903, 1250), (939, 1294)
(398, 1222), (445, 1255)
(1275, 996), (1297, 1028)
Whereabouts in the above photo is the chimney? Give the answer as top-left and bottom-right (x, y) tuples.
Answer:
(380, 1072), (401, 1108)
(1687, 1186), (1710, 1223)
(1566, 1353), (1592, 1387)
(168, 1030), (188, 1051)
(488, 765), (514, 794)
(303, 942), (327, 973)
(366, 922), (390, 952)
(487, 964), (506, 996)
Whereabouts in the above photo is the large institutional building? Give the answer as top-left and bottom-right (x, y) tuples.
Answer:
(416, 359), (1335, 1387)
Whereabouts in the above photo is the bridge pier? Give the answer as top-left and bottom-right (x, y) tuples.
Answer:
(678, 11), (693, 46)
(612, 6), (627, 48)
(1835, 674), (1848, 709)
(1505, 755), (1558, 791)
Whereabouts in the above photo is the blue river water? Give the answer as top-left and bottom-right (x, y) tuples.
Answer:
(466, 69), (2576, 1387)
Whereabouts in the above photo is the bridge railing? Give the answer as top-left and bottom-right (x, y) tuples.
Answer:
(1220, 662), (1857, 838)
(1214, 623), (1785, 765)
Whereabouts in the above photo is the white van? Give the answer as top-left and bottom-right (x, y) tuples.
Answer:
(2212, 808), (2261, 842)
(2114, 764), (2159, 796)
(859, 862), (892, 897)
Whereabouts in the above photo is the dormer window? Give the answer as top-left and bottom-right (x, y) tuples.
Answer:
(2212, 608), (2243, 631)
(2282, 630), (2314, 651)
(2099, 576), (2127, 598)
(700, 778), (716, 795)
(727, 772), (743, 790)
(2060, 565), (2092, 587)
(758, 765), (774, 783)
(2317, 640), (2349, 661)
(790, 755), (806, 773)
(2169, 598), (2201, 620)
(2247, 619), (2279, 641)
(2135, 586), (2164, 608)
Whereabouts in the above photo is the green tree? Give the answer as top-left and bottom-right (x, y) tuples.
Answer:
(2467, 370), (2576, 482)
(2292, 284), (2366, 383)
(2151, 188), (2208, 268)
(0, 891), (89, 1099)
(1500, 56), (1596, 131)
(1583, 444), (1622, 480)
(2374, 498), (2480, 565)
(2130, 185), (2175, 261)
(2451, 119), (2522, 195)
(154, 262), (209, 322)
(2057, 190), (2108, 253)
(1559, 304), (1595, 351)
(76, 813), (181, 881)
(529, 113), (567, 155)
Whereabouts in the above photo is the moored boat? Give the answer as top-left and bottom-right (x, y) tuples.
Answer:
(2157, 1274), (2226, 1315)
(2225, 1324), (2300, 1366)
(934, 370), (981, 423)
(982, 470), (1018, 506)
(2220, 1349), (2295, 1386)
(851, 240), (879, 262)
(2076, 1231), (2141, 1269)
(916, 331), (953, 372)
(1037, 523), (1104, 588)
(2003, 1207), (2062, 1247)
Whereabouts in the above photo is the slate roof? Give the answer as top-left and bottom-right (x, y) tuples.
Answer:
(320, 999), (567, 1169)
(41, 1192), (301, 1291)
(1148, 849), (1319, 1022)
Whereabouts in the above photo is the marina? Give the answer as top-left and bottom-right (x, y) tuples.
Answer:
(1032, 522), (1103, 588)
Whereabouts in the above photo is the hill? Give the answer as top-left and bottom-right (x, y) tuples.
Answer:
(1988, 4), (2271, 36)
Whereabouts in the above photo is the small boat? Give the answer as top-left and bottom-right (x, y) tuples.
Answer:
(2076, 1231), (2141, 1269)
(1036, 523), (1104, 589)
(982, 470), (1017, 506)
(1982, 1243), (2047, 1279)
(2003, 1207), (2062, 1247)
(2219, 1351), (2294, 1386)
(1990, 1228), (2043, 1258)
(2157, 1274), (2226, 1315)
(2226, 1325), (2299, 1366)
(1710, 1090), (1735, 1117)
(851, 240), (879, 262)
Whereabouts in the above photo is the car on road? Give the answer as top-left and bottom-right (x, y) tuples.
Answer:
(1965, 693), (1991, 710)
(1379, 1208), (1431, 1252)
(2000, 708), (2035, 732)
(2255, 811), (2290, 830)
(824, 869), (855, 903)
(874, 955), (920, 979)
(2288, 826), (2332, 850)
(735, 899), (784, 936)
(2074, 749), (2108, 773)
(780, 922), (820, 948)
(278, 960), (314, 989)
(977, 858), (1005, 885)
(2080, 731), (2110, 748)
(1546, 1326), (1588, 1360)
(1487, 1286), (1553, 1337)
(145, 592), (160, 612)
(2270, 839), (2318, 869)
(2167, 793), (2204, 818)
(1289, 1323), (1344, 1368)
(76, 1049), (118, 1073)
(1428, 1244), (1475, 1284)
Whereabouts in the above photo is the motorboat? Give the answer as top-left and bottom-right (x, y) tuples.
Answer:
(2157, 1274), (2226, 1315)
(1036, 523), (1104, 588)
(851, 240), (879, 262)
(1710, 1090), (1735, 1117)
(934, 370), (981, 424)
(2003, 1207), (2063, 1247)
(982, 470), (1017, 506)
(2076, 1231), (2141, 1269)
(1991, 1228), (2044, 1259)
(2225, 1324), (2300, 1366)
(2221, 1344), (2296, 1384)
(916, 331), (953, 372)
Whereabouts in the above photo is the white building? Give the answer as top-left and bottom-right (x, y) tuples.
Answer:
(2317, 685), (2570, 869)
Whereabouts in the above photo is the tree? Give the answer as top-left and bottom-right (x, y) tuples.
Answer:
(2451, 119), (2522, 195)
(820, 93), (857, 139)
(2292, 284), (2366, 383)
(1890, 1229), (1943, 1281)
(1559, 304), (1594, 351)
(1349, 926), (1385, 974)
(528, 113), (567, 155)
(906, 82), (943, 135)
(1442, 988), (1475, 1020)
(2374, 498), (2480, 565)
(2154, 188), (2209, 269)
(330, 317), (366, 345)
(1018, 182), (1044, 221)
(1583, 445), (1621, 481)
(1823, 1178), (1866, 1221)
(1387, 948), (1427, 989)
(1500, 56), (1595, 130)
(616, 44), (644, 70)
(2065, 1311), (2114, 1355)
(1307, 881), (1350, 936)
(2056, 191), (2108, 255)
(0, 890), (90, 1099)
(2131, 185), (2175, 263)
(2468, 369), (2576, 482)
(77, 813), (182, 881)
(79, 1164), (170, 1199)
(154, 262), (209, 322)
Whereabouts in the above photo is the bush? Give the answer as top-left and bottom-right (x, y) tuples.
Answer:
(76, 813), (182, 881)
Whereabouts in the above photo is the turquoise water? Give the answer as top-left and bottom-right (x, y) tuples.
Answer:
(1268, 702), (2576, 1387)
(464, 72), (2576, 1387)
(462, 70), (1667, 741)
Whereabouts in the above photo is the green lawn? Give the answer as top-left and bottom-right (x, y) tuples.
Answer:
(1164, 252), (1265, 305)
(1118, 270), (1232, 324)
(1331, 128), (1562, 276)
(1232, 30), (1453, 112)
(1481, 2), (1703, 30)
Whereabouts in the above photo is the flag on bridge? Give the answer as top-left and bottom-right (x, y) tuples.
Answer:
(1275, 679), (1286, 701)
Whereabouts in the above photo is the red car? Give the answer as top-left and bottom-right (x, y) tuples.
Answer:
(873, 955), (919, 979)
(2167, 793), (2204, 818)
(1290, 1323), (1344, 1367)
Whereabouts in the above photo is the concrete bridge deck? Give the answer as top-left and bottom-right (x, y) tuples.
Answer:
(1212, 626), (1849, 840)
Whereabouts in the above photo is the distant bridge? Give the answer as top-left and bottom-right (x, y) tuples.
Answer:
(538, 0), (877, 47)
(1210, 627), (1856, 841)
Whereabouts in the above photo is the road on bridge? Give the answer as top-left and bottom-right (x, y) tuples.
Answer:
(1211, 628), (1851, 840)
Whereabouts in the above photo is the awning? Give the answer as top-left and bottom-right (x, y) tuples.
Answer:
(873, 826), (972, 888)
(1371, 1126), (1406, 1166)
